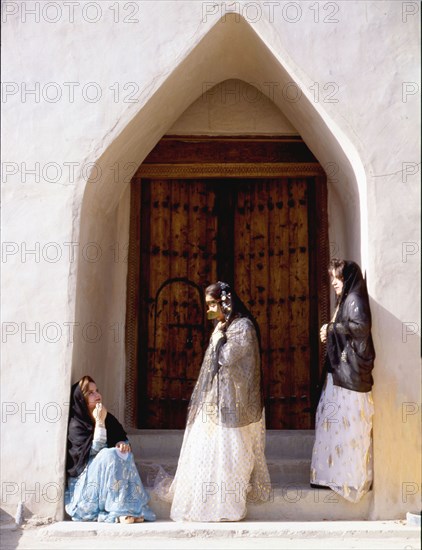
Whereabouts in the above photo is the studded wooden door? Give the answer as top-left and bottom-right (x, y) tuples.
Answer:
(233, 178), (314, 429)
(134, 175), (327, 429)
(137, 179), (218, 429)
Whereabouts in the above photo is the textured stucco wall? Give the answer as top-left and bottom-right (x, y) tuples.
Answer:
(1, 0), (420, 521)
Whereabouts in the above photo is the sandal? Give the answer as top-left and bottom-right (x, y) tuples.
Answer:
(119, 516), (135, 524)
(133, 516), (144, 523)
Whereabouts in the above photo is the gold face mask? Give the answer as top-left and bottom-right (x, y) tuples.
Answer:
(206, 298), (222, 320)
(207, 310), (220, 320)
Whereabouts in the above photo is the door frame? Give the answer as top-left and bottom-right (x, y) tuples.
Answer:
(124, 136), (330, 428)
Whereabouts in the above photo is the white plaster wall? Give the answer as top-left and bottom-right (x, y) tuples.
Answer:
(1, 0), (420, 521)
(69, 184), (130, 423)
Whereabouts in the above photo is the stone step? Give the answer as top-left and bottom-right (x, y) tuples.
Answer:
(127, 429), (316, 459)
(126, 429), (374, 521)
(146, 484), (373, 521)
(135, 457), (312, 485)
(266, 458), (311, 483)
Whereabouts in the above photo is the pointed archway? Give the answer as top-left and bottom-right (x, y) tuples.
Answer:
(70, 13), (367, 428)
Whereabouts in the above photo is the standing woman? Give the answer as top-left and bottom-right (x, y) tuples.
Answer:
(311, 259), (376, 502)
(168, 281), (271, 521)
(65, 375), (156, 523)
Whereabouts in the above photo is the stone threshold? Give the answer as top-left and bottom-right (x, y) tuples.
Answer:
(38, 520), (419, 539)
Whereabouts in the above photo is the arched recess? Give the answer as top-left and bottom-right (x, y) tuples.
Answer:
(70, 14), (367, 427)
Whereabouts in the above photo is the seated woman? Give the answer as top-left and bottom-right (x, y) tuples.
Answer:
(65, 375), (156, 523)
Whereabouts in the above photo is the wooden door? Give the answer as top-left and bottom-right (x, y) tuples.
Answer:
(137, 179), (217, 428)
(233, 178), (312, 429)
(135, 176), (326, 429)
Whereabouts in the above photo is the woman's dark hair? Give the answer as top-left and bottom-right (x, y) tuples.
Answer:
(328, 258), (369, 310)
(205, 282), (252, 324)
(78, 375), (96, 403)
(205, 281), (262, 352)
(328, 258), (346, 279)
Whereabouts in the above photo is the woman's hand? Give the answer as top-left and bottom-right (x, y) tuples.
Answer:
(116, 441), (131, 453)
(320, 324), (328, 343)
(216, 321), (226, 332)
(211, 324), (226, 346)
(93, 403), (108, 426)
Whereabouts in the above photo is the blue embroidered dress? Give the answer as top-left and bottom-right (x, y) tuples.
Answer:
(65, 382), (155, 523)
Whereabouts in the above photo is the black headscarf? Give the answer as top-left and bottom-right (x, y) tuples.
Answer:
(66, 381), (128, 478)
(325, 261), (376, 392)
(335, 260), (371, 311)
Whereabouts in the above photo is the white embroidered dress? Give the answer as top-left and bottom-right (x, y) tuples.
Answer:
(161, 317), (271, 522)
(310, 374), (374, 502)
(310, 300), (374, 503)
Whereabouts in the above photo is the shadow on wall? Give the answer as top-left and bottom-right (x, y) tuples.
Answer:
(369, 298), (421, 519)
(0, 507), (24, 550)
